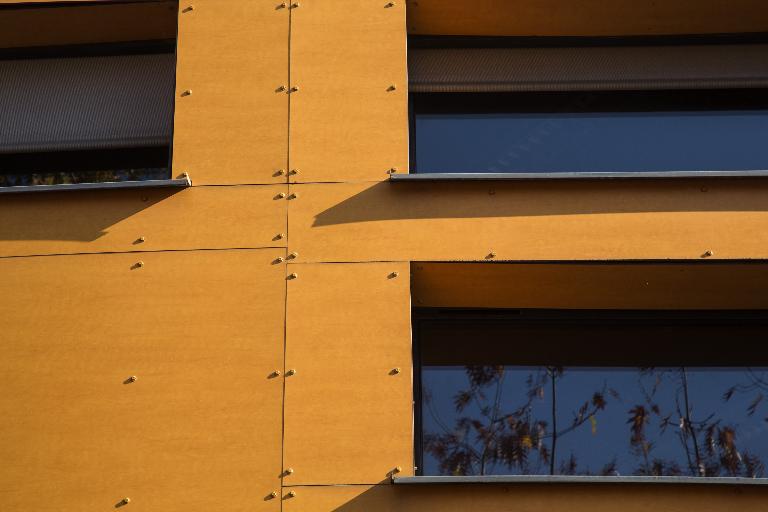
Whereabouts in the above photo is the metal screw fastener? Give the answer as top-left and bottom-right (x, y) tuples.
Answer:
(121, 498), (131, 505)
(394, 466), (402, 473)
(702, 250), (713, 258)
(285, 467), (294, 474)
(275, 169), (286, 176)
(487, 252), (497, 259)
(287, 273), (298, 280)
(181, 89), (192, 97)
(182, 5), (194, 12)
(290, 2), (299, 8)
(276, 192), (286, 199)
(274, 257), (285, 263)
(136, 236), (145, 243)
(388, 271), (399, 279)
(392, 367), (401, 374)
(289, 169), (299, 176)
(286, 369), (296, 376)
(276, 85), (287, 92)
(287, 193), (298, 200)
(385, 2), (396, 7)
(289, 86), (299, 92)
(269, 491), (278, 498)
(287, 252), (299, 260)
(287, 491), (297, 498)
(275, 233), (285, 240)
(136, 261), (145, 268)
(387, 84), (397, 91)
(387, 167), (398, 174)
(127, 376), (137, 383)
(277, 2), (287, 8)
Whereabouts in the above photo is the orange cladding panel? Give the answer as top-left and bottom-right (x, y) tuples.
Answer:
(284, 262), (413, 485)
(0, 249), (285, 512)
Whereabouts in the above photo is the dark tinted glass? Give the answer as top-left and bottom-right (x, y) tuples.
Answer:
(412, 91), (768, 174)
(416, 311), (768, 478)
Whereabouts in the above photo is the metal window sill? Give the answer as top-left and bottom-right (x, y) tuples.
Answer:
(393, 475), (768, 486)
(390, 171), (768, 181)
(0, 176), (191, 194)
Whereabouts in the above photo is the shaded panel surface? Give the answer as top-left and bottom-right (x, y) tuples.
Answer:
(0, 184), (287, 257)
(406, 0), (768, 36)
(412, 263), (768, 309)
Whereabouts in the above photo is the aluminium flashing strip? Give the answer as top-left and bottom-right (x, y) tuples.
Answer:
(394, 475), (768, 486)
(0, 176), (191, 194)
(390, 171), (768, 181)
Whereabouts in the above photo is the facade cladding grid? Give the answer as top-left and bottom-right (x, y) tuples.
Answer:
(1, 1), (768, 511)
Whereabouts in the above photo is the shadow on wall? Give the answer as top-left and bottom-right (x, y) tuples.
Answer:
(0, 187), (182, 242)
(313, 179), (768, 227)
(332, 482), (766, 511)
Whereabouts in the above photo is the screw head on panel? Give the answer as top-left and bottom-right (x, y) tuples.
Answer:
(387, 84), (397, 91)
(274, 257), (285, 264)
(385, 2), (396, 7)
(269, 491), (278, 499)
(289, 169), (299, 176)
(290, 2), (299, 8)
(702, 250), (713, 258)
(275, 233), (286, 240)
(287, 273), (298, 280)
(276, 192), (286, 199)
(289, 86), (299, 92)
(121, 498), (131, 505)
(387, 167), (398, 174)
(181, 89), (192, 97)
(286, 369), (297, 376)
(388, 271), (399, 279)
(287, 252), (299, 260)
(287, 491), (297, 498)
(182, 5), (194, 12)
(274, 169), (286, 176)
(287, 193), (298, 200)
(276, 85), (287, 92)
(391, 367), (401, 375)
(486, 252), (497, 259)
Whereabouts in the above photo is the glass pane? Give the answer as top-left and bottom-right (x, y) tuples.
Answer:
(413, 91), (768, 174)
(421, 366), (768, 477)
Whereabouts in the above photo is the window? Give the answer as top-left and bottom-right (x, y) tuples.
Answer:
(0, 1), (178, 188)
(408, 37), (768, 177)
(414, 309), (768, 478)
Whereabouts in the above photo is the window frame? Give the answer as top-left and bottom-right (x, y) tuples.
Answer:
(411, 307), (768, 482)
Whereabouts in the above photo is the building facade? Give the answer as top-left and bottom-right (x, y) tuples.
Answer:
(2, 0), (768, 510)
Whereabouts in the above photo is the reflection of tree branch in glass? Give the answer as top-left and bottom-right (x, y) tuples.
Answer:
(422, 366), (767, 477)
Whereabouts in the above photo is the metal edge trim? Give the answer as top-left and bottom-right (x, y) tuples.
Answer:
(0, 176), (191, 194)
(390, 171), (768, 181)
(393, 475), (768, 485)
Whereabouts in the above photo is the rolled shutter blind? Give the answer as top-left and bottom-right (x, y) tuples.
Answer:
(409, 44), (768, 92)
(0, 53), (175, 154)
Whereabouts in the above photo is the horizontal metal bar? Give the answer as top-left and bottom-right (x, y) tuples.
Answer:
(390, 170), (768, 181)
(394, 475), (768, 486)
(0, 176), (191, 194)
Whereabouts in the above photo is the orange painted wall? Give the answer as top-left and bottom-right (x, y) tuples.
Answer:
(1, 1), (767, 511)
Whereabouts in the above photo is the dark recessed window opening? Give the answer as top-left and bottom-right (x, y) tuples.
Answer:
(409, 36), (768, 176)
(414, 309), (768, 478)
(0, 2), (178, 187)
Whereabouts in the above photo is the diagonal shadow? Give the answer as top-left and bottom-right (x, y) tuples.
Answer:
(0, 187), (183, 242)
(313, 179), (768, 227)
